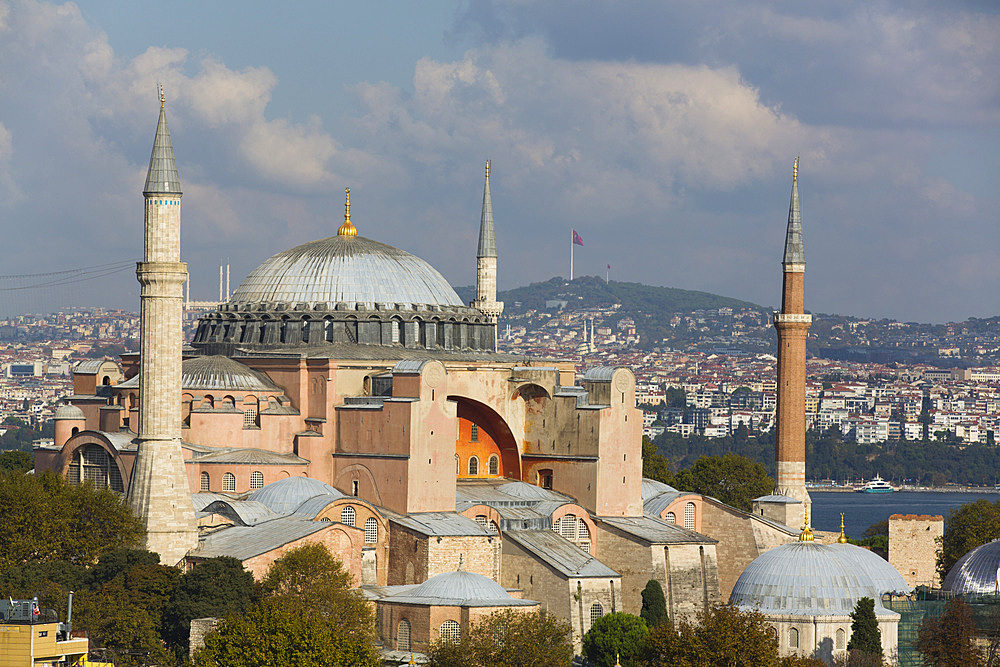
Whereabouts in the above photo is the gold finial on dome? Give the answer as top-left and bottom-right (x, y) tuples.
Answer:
(838, 513), (849, 543)
(338, 187), (357, 236)
(159, 83), (165, 109)
(799, 523), (814, 542)
(485, 159), (490, 180)
(793, 156), (798, 183)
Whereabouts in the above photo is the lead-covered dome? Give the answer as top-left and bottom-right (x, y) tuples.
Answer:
(229, 235), (463, 309)
(942, 539), (1000, 596)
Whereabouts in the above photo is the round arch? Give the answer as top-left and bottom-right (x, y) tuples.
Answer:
(448, 395), (520, 479)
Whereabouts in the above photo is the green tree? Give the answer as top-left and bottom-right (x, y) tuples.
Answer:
(0, 471), (143, 576)
(194, 598), (379, 667)
(642, 437), (673, 485)
(916, 598), (982, 667)
(256, 543), (373, 642)
(846, 598), (882, 659)
(938, 499), (1000, 578)
(583, 612), (649, 667)
(640, 580), (668, 628)
(162, 557), (255, 656)
(673, 454), (773, 511)
(426, 609), (573, 667)
(76, 585), (175, 667)
(0, 450), (32, 473)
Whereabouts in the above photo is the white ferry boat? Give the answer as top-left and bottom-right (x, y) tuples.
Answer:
(859, 475), (896, 494)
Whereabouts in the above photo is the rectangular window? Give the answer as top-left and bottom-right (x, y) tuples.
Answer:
(243, 408), (257, 428)
(470, 423), (479, 442)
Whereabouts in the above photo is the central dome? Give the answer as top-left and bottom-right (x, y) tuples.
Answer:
(229, 235), (464, 309)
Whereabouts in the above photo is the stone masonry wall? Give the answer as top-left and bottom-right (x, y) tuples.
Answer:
(889, 514), (943, 589)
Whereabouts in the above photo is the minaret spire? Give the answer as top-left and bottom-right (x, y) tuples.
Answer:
(473, 160), (503, 347)
(129, 93), (198, 565)
(782, 157), (804, 267)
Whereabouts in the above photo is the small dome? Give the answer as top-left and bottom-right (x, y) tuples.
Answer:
(730, 542), (898, 617)
(118, 355), (280, 392)
(389, 570), (536, 607)
(229, 235), (464, 309)
(247, 476), (345, 514)
(943, 539), (1000, 596)
(831, 543), (912, 596)
(54, 404), (86, 421)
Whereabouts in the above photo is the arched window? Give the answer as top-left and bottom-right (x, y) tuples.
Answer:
(789, 627), (799, 648)
(397, 619), (411, 651)
(250, 471), (264, 490)
(200, 472), (210, 491)
(222, 472), (236, 492)
(560, 515), (577, 540)
(468, 456), (479, 476)
(440, 620), (460, 642)
(590, 603), (604, 626)
(341, 506), (356, 527)
(836, 628), (845, 650)
(684, 502), (696, 530)
(68, 444), (124, 493)
(579, 521), (591, 553)
(665, 512), (676, 524)
(365, 517), (378, 543)
(488, 454), (499, 476)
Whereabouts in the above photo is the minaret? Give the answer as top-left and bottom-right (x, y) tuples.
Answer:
(773, 157), (812, 527)
(473, 161), (503, 346)
(128, 89), (198, 565)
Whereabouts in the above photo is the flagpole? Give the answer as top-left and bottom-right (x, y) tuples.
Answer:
(570, 233), (574, 281)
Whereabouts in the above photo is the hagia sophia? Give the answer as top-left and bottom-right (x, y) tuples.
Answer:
(33, 97), (934, 662)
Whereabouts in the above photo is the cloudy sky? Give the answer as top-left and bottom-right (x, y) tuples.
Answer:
(0, 0), (997, 322)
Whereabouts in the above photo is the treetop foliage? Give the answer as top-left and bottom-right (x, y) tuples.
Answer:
(916, 598), (982, 667)
(583, 612), (649, 667)
(672, 453), (774, 512)
(846, 597), (882, 658)
(938, 498), (1000, 578)
(640, 580), (668, 628)
(426, 609), (573, 667)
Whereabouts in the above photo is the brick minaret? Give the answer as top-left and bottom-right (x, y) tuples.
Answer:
(127, 90), (198, 565)
(773, 157), (812, 528)
(473, 161), (503, 346)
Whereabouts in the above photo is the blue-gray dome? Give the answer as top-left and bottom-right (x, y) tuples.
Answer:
(831, 543), (912, 596)
(119, 355), (280, 392)
(229, 235), (463, 309)
(54, 404), (86, 421)
(943, 539), (1000, 596)
(730, 542), (898, 617)
(247, 476), (345, 514)
(385, 570), (537, 607)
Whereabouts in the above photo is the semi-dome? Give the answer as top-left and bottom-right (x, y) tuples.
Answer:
(730, 542), (899, 617)
(942, 539), (1000, 596)
(247, 476), (345, 514)
(229, 235), (464, 309)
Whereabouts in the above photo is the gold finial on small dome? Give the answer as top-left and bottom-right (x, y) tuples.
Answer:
(799, 523), (814, 542)
(838, 513), (849, 543)
(159, 84), (165, 109)
(485, 159), (490, 180)
(793, 156), (798, 183)
(338, 187), (357, 237)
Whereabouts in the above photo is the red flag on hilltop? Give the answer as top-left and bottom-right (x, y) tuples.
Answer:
(572, 230), (584, 246)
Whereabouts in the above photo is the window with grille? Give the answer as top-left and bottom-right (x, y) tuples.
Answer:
(70, 444), (124, 493)
(470, 423), (479, 442)
(243, 407), (258, 428)
(439, 620), (460, 642)
(789, 627), (799, 648)
(684, 502), (696, 530)
(391, 320), (400, 343)
(560, 515), (577, 539)
(455, 455), (460, 475)
(223, 472), (236, 492)
(488, 454), (499, 475)
(250, 471), (264, 489)
(475, 515), (488, 530)
(488, 521), (500, 535)
(836, 628), (845, 649)
(468, 456), (479, 476)
(397, 619), (411, 651)
(590, 603), (604, 626)
(665, 512), (676, 524)
(341, 506), (356, 527)
(365, 517), (378, 543)
(200, 472), (210, 491)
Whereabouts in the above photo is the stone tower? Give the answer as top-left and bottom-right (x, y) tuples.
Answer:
(473, 161), (504, 333)
(772, 157), (812, 528)
(127, 91), (198, 565)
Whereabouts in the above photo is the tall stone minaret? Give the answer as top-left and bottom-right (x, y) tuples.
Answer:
(128, 89), (198, 565)
(473, 161), (503, 346)
(773, 157), (812, 528)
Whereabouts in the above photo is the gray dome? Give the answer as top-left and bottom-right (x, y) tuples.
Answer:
(54, 404), (86, 421)
(118, 355), (280, 392)
(387, 570), (536, 607)
(730, 542), (897, 617)
(943, 539), (1000, 596)
(247, 476), (345, 514)
(831, 543), (912, 596)
(229, 235), (464, 309)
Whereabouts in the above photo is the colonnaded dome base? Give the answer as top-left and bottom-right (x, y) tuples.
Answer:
(192, 234), (503, 356)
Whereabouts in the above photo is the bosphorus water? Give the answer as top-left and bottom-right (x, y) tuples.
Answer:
(811, 490), (1000, 537)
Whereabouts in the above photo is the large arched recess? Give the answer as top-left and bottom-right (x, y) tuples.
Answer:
(448, 396), (520, 479)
